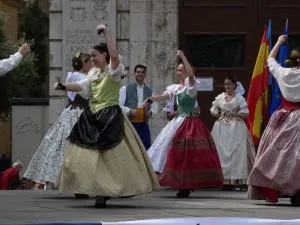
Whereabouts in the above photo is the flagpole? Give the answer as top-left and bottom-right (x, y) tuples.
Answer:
(268, 19), (272, 50)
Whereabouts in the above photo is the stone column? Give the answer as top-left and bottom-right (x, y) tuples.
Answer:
(49, 0), (116, 125)
(49, 0), (65, 125)
(129, 0), (178, 139)
(116, 0), (130, 71)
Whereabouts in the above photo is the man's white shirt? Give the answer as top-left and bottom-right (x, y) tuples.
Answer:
(0, 52), (23, 76)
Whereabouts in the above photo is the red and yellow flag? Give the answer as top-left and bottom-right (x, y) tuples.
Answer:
(247, 26), (270, 144)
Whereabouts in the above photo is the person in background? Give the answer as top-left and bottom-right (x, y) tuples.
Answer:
(119, 64), (158, 150)
(210, 77), (255, 191)
(0, 161), (23, 190)
(23, 52), (92, 197)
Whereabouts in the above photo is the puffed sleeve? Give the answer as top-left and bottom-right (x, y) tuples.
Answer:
(237, 94), (249, 114)
(163, 96), (175, 113)
(185, 78), (201, 98)
(163, 84), (180, 99)
(75, 69), (95, 100)
(109, 55), (126, 82)
(268, 57), (286, 81)
(210, 94), (222, 116)
(162, 84), (180, 112)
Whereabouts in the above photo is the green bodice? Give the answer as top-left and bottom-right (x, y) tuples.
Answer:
(90, 71), (121, 113)
(176, 89), (197, 117)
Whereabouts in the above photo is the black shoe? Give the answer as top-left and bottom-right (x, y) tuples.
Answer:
(176, 190), (191, 198)
(94, 196), (111, 208)
(222, 185), (234, 191)
(74, 193), (90, 199)
(291, 193), (300, 206)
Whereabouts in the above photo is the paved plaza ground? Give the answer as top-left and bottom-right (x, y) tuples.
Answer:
(0, 188), (299, 224)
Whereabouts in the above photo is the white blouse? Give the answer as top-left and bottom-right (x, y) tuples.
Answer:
(66, 71), (86, 101)
(268, 57), (300, 102)
(165, 78), (200, 99)
(210, 93), (249, 116)
(163, 84), (181, 113)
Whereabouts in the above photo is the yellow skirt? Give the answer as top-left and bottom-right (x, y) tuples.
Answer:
(58, 115), (159, 197)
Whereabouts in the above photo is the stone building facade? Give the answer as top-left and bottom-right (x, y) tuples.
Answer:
(49, 0), (178, 139)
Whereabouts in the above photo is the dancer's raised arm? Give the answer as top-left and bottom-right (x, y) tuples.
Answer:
(269, 35), (287, 59)
(176, 50), (195, 86)
(97, 24), (119, 70)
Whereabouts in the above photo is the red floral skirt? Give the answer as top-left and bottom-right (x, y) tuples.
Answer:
(158, 116), (224, 189)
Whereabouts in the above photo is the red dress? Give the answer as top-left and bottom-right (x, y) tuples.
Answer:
(158, 89), (223, 189)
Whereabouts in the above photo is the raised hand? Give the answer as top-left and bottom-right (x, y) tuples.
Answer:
(18, 43), (31, 57)
(277, 35), (287, 45)
(96, 23), (107, 35)
(176, 50), (184, 58)
(54, 82), (61, 90)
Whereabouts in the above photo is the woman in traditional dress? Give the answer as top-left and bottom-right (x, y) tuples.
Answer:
(248, 35), (300, 206)
(146, 50), (223, 198)
(23, 52), (92, 190)
(54, 24), (159, 208)
(210, 77), (256, 190)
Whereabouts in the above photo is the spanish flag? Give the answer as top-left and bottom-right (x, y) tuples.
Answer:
(247, 25), (270, 144)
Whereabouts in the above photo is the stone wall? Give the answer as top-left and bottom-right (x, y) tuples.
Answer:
(49, 0), (178, 140)
(119, 0), (178, 138)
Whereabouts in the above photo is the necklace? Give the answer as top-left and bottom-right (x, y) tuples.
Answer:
(225, 92), (235, 102)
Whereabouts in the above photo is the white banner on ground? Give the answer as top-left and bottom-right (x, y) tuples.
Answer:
(103, 217), (300, 225)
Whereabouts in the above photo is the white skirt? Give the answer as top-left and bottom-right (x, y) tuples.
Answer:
(147, 116), (185, 173)
(211, 118), (255, 183)
(23, 106), (83, 184)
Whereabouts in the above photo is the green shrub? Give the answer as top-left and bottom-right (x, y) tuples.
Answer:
(0, 13), (42, 113)
(18, 0), (49, 83)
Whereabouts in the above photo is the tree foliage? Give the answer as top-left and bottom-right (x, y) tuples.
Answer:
(18, 0), (49, 80)
(0, 11), (42, 113)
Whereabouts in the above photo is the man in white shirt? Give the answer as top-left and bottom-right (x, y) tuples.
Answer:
(119, 64), (158, 150)
(0, 43), (31, 76)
